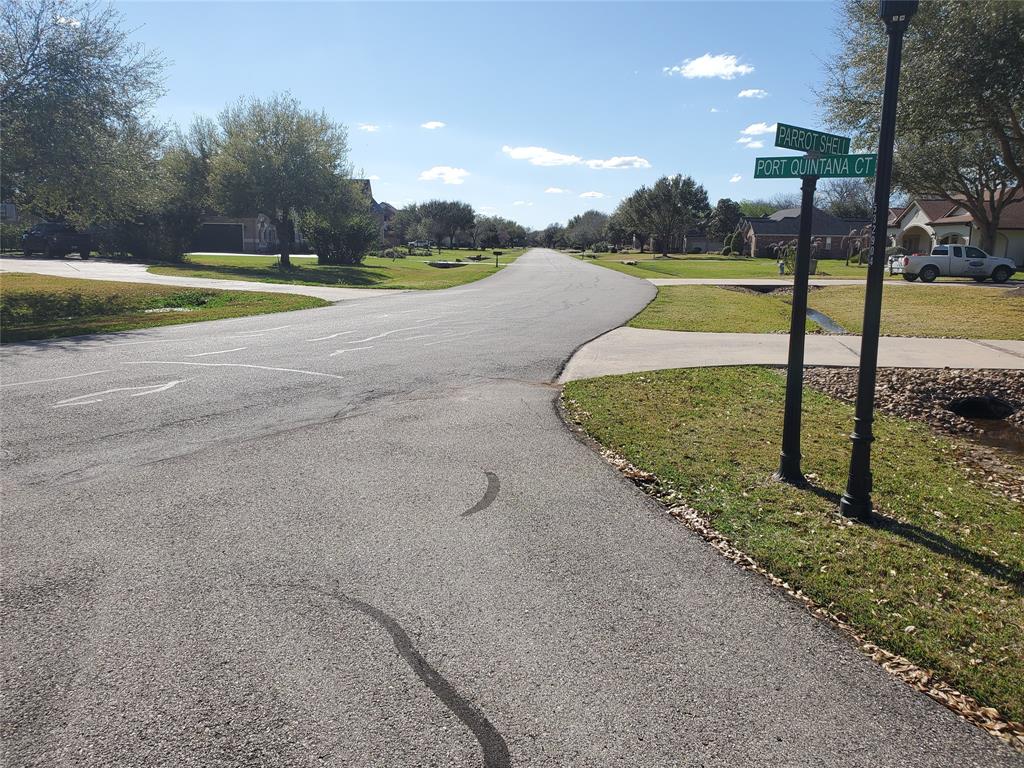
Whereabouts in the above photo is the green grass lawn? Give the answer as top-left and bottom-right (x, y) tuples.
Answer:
(149, 248), (526, 290)
(583, 253), (879, 280)
(809, 284), (1024, 340)
(563, 366), (1024, 724)
(629, 286), (818, 334)
(0, 273), (326, 342)
(626, 283), (1024, 340)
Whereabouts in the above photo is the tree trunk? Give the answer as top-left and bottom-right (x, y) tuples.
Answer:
(276, 220), (292, 269)
(978, 222), (998, 254)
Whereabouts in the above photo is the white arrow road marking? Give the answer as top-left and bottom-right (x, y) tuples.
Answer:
(186, 347), (248, 358)
(0, 370), (114, 388)
(328, 346), (375, 357)
(307, 330), (357, 342)
(130, 380), (185, 397)
(52, 380), (187, 408)
(126, 361), (344, 380)
(343, 324), (436, 345)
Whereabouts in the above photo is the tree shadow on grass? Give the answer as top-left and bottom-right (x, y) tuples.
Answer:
(806, 482), (1024, 595)
(155, 261), (393, 287)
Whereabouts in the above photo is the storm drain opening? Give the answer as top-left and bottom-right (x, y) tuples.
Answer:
(946, 395), (1017, 421)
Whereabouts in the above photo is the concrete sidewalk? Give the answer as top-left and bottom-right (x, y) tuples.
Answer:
(559, 326), (1024, 381)
(0, 257), (404, 302)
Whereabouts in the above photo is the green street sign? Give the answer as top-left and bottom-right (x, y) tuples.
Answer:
(753, 154), (877, 179)
(774, 123), (851, 156)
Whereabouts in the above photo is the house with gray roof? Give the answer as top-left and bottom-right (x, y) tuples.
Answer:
(736, 207), (870, 258)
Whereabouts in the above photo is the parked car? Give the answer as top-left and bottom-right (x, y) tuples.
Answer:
(21, 222), (92, 259)
(891, 244), (1016, 283)
(407, 240), (435, 249)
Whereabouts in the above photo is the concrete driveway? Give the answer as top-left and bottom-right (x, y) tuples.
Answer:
(0, 256), (402, 302)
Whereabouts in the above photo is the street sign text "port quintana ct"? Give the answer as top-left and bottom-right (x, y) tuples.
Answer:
(753, 154), (878, 179)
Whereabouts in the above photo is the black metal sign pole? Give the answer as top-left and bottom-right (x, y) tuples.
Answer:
(775, 172), (818, 485)
(839, 0), (917, 520)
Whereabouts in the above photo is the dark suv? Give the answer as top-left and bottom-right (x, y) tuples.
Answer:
(21, 222), (92, 259)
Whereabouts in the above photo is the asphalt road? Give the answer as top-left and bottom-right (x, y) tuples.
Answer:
(1, 249), (1017, 767)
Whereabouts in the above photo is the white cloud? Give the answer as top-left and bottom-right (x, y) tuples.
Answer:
(513, 200), (533, 207)
(357, 123), (380, 132)
(709, 107), (720, 113)
(741, 121), (777, 136)
(663, 53), (754, 80)
(503, 145), (650, 170)
(736, 137), (752, 144)
(729, 174), (742, 183)
(738, 89), (768, 99)
(743, 140), (764, 149)
(56, 15), (81, 27)
(367, 174), (380, 181)
(421, 121), (446, 130)
(579, 191), (605, 199)
(545, 187), (570, 194)
(502, 145), (582, 167)
(418, 166), (469, 185)
(585, 155), (651, 170)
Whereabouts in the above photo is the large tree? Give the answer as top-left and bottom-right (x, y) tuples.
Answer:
(0, 0), (166, 227)
(644, 175), (710, 257)
(707, 198), (743, 241)
(419, 200), (475, 249)
(818, 178), (874, 220)
(822, 0), (1024, 188)
(896, 132), (1016, 254)
(564, 210), (609, 250)
(609, 188), (652, 252)
(210, 93), (350, 268)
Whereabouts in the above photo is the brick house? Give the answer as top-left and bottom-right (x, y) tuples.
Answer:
(735, 207), (870, 258)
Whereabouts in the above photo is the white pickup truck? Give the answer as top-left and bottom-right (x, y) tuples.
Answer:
(892, 244), (1017, 283)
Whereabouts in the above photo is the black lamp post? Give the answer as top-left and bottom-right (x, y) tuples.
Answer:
(839, 0), (919, 520)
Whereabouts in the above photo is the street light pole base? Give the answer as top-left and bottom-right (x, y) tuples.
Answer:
(839, 493), (873, 521)
(774, 453), (807, 487)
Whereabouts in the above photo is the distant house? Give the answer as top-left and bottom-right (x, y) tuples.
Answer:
(736, 207), (870, 258)
(886, 193), (1024, 266)
(193, 179), (392, 254)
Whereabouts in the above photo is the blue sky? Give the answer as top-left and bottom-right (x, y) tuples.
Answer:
(120, 1), (845, 229)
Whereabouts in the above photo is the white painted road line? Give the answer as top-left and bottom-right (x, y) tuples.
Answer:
(328, 346), (375, 357)
(126, 361), (344, 380)
(186, 347), (248, 358)
(0, 370), (114, 389)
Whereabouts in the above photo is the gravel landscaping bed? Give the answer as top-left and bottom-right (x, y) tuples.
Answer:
(804, 367), (1024, 503)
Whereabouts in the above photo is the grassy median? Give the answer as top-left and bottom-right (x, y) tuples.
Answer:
(563, 366), (1024, 723)
(630, 285), (818, 333)
(149, 249), (526, 290)
(0, 273), (327, 342)
(808, 284), (1024, 340)
(626, 284), (1024, 339)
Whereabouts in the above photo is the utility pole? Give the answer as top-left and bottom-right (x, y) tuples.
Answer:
(839, 0), (919, 520)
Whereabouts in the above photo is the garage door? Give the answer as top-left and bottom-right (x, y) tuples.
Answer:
(194, 223), (244, 253)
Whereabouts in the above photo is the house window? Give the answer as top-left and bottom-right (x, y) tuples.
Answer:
(825, 237), (832, 250)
